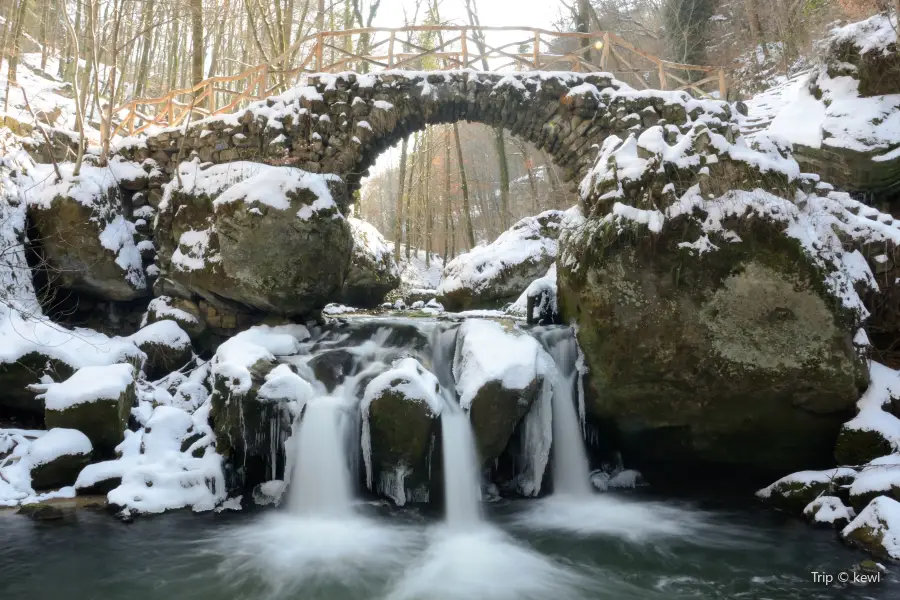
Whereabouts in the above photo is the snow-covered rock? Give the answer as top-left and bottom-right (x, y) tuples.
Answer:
(848, 455), (900, 511)
(756, 468), (857, 514)
(803, 496), (855, 527)
(507, 263), (559, 324)
(361, 357), (443, 506)
(154, 160), (352, 317)
(340, 217), (401, 308)
(453, 319), (555, 494)
(209, 324), (311, 492)
(141, 295), (204, 338)
(438, 210), (563, 311)
(22, 162), (148, 300)
(38, 363), (136, 457)
(842, 495), (900, 561)
(836, 361), (900, 465)
(26, 428), (92, 490)
(128, 320), (193, 379)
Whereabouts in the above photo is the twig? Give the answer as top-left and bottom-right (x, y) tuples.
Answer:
(16, 84), (62, 183)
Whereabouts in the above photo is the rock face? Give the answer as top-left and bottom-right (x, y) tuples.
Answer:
(27, 428), (93, 490)
(362, 358), (442, 505)
(438, 211), (563, 311)
(340, 217), (401, 308)
(0, 353), (75, 416)
(27, 166), (147, 301)
(560, 214), (868, 472)
(155, 161), (353, 317)
(40, 364), (136, 457)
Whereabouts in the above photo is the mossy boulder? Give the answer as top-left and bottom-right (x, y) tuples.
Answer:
(129, 320), (193, 379)
(27, 428), (93, 490)
(559, 214), (868, 472)
(362, 358), (442, 505)
(340, 217), (401, 308)
(841, 496), (900, 561)
(210, 361), (301, 493)
(42, 364), (136, 458)
(28, 185), (147, 301)
(154, 162), (353, 317)
(836, 427), (895, 466)
(467, 379), (542, 466)
(0, 353), (75, 416)
(17, 503), (70, 521)
(756, 468), (857, 515)
(437, 211), (563, 311)
(143, 295), (205, 339)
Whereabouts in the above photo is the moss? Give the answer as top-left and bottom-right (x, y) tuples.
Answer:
(0, 352), (75, 416)
(29, 452), (92, 490)
(836, 427), (895, 466)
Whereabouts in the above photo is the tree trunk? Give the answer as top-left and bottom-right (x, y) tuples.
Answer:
(168, 14), (180, 89)
(4, 0), (29, 111)
(443, 133), (452, 266)
(134, 0), (155, 98)
(424, 129), (432, 268)
(494, 126), (510, 229)
(100, 0), (122, 166)
(40, 0), (50, 71)
(207, 0), (230, 78)
(190, 0), (204, 86)
(316, 0), (325, 31)
(453, 123), (476, 249)
(393, 136), (409, 262)
(405, 135), (418, 260)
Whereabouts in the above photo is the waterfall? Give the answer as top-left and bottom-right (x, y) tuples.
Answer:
(288, 396), (353, 516)
(441, 409), (483, 529)
(542, 330), (593, 497)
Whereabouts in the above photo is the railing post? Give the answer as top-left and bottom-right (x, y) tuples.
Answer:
(315, 33), (324, 72)
(388, 31), (396, 68)
(166, 96), (174, 127)
(129, 105), (135, 135)
(461, 28), (468, 68)
(601, 33), (611, 72)
(533, 32), (540, 69)
(658, 63), (667, 90)
(718, 68), (727, 100)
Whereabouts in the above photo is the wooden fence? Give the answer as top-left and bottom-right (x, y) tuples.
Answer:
(113, 26), (728, 137)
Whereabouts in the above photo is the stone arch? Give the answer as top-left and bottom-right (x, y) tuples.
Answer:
(119, 70), (728, 202)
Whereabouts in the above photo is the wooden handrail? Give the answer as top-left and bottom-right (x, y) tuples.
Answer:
(112, 25), (729, 137)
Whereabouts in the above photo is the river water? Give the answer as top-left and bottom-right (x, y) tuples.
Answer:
(1, 495), (895, 600)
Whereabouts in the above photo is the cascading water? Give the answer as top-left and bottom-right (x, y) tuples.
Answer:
(287, 396), (353, 516)
(440, 409), (483, 528)
(543, 331), (593, 497)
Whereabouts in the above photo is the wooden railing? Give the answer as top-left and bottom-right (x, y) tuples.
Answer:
(113, 26), (728, 137)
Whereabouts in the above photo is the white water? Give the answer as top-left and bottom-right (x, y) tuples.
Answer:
(440, 409), (483, 528)
(541, 333), (592, 496)
(288, 396), (353, 516)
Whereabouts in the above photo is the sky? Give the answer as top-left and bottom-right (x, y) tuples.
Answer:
(363, 0), (570, 180)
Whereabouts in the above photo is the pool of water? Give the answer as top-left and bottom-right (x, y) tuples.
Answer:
(1, 493), (896, 600)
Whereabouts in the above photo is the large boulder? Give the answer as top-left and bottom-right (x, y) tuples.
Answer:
(361, 358), (442, 506)
(39, 363), (136, 457)
(755, 468), (857, 515)
(453, 319), (554, 494)
(26, 163), (148, 301)
(560, 118), (876, 473)
(340, 217), (401, 308)
(27, 428), (93, 490)
(154, 161), (353, 317)
(437, 211), (563, 311)
(208, 325), (313, 492)
(0, 352), (75, 416)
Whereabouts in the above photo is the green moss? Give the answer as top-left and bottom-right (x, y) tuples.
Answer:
(368, 387), (438, 490)
(836, 427), (895, 466)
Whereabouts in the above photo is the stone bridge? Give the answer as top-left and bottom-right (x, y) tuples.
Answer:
(115, 70), (737, 202)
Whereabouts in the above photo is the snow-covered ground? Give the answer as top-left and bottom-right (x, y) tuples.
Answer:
(387, 243), (443, 293)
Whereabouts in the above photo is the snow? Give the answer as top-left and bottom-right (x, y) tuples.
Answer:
(508, 264), (557, 320)
(129, 320), (191, 350)
(438, 211), (562, 296)
(842, 496), (900, 559)
(162, 160), (342, 221)
(171, 228), (216, 272)
(37, 363), (135, 411)
(804, 496), (855, 525)
(850, 462), (900, 498)
(830, 13), (898, 56)
(349, 217), (400, 278)
(387, 244), (443, 292)
(453, 320), (554, 410)
(767, 74), (825, 148)
(257, 363), (315, 404)
(0, 428), (90, 506)
(211, 324), (311, 396)
(842, 361), (900, 456)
